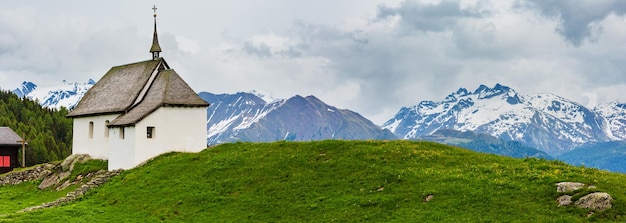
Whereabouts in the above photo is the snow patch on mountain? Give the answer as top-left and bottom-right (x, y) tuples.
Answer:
(595, 102), (626, 139)
(249, 90), (276, 103)
(232, 100), (286, 130)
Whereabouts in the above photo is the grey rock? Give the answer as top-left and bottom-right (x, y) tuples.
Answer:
(20, 169), (123, 213)
(556, 182), (585, 192)
(38, 174), (59, 190)
(58, 171), (71, 182)
(0, 164), (57, 186)
(56, 180), (73, 191)
(61, 154), (91, 171)
(423, 194), (434, 203)
(38, 169), (52, 180)
(574, 192), (613, 211)
(557, 195), (572, 206)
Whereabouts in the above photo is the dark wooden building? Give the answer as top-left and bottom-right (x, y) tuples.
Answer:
(0, 127), (23, 174)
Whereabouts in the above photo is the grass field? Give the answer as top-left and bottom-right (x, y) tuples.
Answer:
(1, 140), (625, 222)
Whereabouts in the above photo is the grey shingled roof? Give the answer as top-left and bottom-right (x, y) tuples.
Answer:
(68, 57), (209, 126)
(106, 69), (208, 127)
(67, 59), (165, 117)
(0, 127), (23, 146)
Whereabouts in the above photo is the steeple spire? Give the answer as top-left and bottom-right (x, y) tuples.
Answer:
(150, 5), (162, 60)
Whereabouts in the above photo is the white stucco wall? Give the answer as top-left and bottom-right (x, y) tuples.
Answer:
(108, 126), (136, 170)
(72, 106), (207, 170)
(131, 106), (207, 168)
(72, 114), (119, 160)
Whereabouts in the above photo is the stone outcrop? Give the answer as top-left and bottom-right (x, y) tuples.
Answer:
(556, 195), (572, 207)
(423, 194), (434, 203)
(38, 154), (92, 190)
(556, 182), (586, 193)
(60, 154), (91, 172)
(20, 169), (122, 213)
(555, 181), (613, 215)
(0, 164), (56, 185)
(574, 192), (613, 211)
(0, 154), (122, 213)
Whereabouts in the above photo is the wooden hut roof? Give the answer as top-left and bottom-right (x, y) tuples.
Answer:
(0, 127), (23, 146)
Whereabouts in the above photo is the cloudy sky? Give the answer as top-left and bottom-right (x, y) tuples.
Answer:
(1, 0), (626, 124)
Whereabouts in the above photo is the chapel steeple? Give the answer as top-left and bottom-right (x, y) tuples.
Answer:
(150, 5), (162, 60)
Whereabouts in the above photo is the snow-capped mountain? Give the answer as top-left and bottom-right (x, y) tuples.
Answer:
(200, 92), (396, 145)
(11, 80), (95, 109)
(12, 81), (37, 98)
(383, 84), (618, 155)
(11, 79), (626, 158)
(594, 102), (626, 139)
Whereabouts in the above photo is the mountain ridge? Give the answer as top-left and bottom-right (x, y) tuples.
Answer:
(200, 92), (395, 145)
(10, 80), (95, 109)
(383, 83), (623, 156)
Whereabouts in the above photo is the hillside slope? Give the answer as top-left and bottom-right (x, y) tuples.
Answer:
(3, 141), (626, 222)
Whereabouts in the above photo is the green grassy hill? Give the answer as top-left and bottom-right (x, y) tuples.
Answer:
(2, 140), (626, 222)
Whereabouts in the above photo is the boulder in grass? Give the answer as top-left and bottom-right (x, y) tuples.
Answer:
(556, 182), (585, 192)
(574, 192), (613, 211)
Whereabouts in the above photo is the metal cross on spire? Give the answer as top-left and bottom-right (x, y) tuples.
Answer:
(150, 5), (162, 60)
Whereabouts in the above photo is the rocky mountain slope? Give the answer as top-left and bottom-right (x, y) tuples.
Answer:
(200, 92), (396, 145)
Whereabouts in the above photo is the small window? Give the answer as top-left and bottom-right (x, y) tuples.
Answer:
(104, 120), (110, 138)
(0, 156), (10, 167)
(119, 127), (125, 139)
(89, 121), (94, 139)
(147, 127), (155, 138)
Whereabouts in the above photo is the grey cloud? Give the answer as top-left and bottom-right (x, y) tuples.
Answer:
(243, 41), (273, 58)
(280, 20), (465, 120)
(377, 0), (486, 32)
(522, 0), (626, 46)
(242, 40), (303, 58)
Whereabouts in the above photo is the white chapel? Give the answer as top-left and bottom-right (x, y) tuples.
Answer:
(67, 7), (209, 170)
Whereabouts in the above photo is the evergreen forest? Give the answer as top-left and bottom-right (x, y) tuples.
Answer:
(0, 90), (72, 165)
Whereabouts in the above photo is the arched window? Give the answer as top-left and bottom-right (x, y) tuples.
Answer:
(104, 120), (110, 138)
(119, 127), (125, 140)
(89, 121), (94, 139)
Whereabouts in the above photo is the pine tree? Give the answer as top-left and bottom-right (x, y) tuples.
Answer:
(0, 90), (73, 165)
